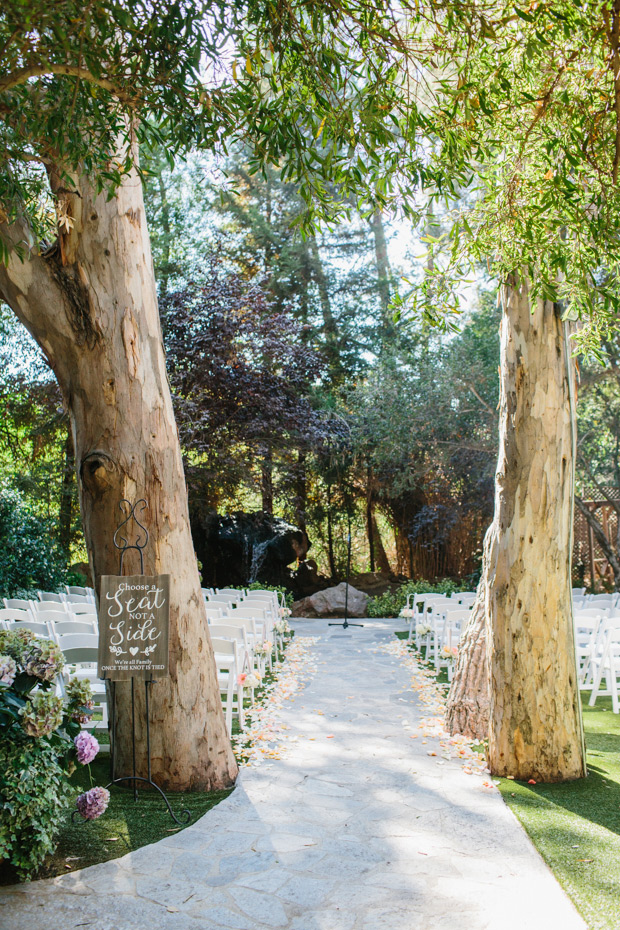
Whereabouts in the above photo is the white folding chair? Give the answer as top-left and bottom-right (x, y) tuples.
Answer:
(60, 635), (107, 730)
(226, 605), (272, 668)
(65, 585), (95, 600)
(52, 619), (98, 638)
(215, 588), (247, 600)
(436, 608), (470, 675)
(37, 591), (66, 604)
(219, 613), (262, 674)
(3, 619), (52, 638)
(204, 605), (224, 621)
(31, 608), (73, 625)
(574, 615), (601, 688)
(588, 618), (620, 712)
(210, 637), (245, 733)
(3, 597), (34, 612)
(64, 593), (93, 606)
(0, 607), (32, 624)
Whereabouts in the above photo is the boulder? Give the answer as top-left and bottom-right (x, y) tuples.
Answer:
(292, 582), (369, 619)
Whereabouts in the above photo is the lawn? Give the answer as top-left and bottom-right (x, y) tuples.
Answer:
(0, 649), (292, 885)
(500, 694), (620, 930)
(397, 630), (620, 929)
(0, 753), (232, 884)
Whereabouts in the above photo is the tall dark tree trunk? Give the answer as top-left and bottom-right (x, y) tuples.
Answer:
(0, 162), (237, 791)
(156, 170), (172, 296)
(261, 448), (274, 514)
(295, 450), (307, 531)
(371, 512), (392, 574)
(366, 467), (376, 572)
(326, 484), (337, 580)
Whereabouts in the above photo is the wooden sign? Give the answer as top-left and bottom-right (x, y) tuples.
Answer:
(98, 574), (170, 681)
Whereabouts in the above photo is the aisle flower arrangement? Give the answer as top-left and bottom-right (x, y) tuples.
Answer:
(0, 628), (107, 879)
(232, 635), (319, 767)
(378, 637), (491, 783)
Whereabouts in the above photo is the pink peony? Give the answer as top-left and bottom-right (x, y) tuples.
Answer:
(74, 730), (99, 765)
(76, 786), (110, 820)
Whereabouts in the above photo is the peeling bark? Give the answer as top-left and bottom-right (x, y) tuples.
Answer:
(448, 277), (586, 784)
(0, 165), (237, 791)
(487, 278), (585, 781)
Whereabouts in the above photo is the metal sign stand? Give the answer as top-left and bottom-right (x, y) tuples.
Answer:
(99, 499), (190, 825)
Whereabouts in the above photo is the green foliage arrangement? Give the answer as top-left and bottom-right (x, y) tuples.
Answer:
(367, 579), (469, 619)
(0, 629), (103, 880)
(0, 488), (67, 598)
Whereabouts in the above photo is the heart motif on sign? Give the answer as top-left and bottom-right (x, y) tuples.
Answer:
(129, 647), (139, 656)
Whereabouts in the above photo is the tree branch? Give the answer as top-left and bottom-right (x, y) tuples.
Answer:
(0, 64), (137, 105)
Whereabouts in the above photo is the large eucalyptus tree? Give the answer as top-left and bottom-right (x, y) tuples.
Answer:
(0, 0), (421, 788)
(420, 0), (620, 780)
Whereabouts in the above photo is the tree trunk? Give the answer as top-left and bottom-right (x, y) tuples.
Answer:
(58, 424), (75, 565)
(446, 527), (492, 740)
(371, 208), (395, 343)
(295, 450), (307, 531)
(371, 513), (392, 574)
(307, 234), (343, 378)
(261, 448), (274, 514)
(486, 277), (585, 781)
(366, 467), (376, 572)
(0, 165), (237, 791)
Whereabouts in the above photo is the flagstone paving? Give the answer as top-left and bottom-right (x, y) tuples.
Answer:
(1, 618), (586, 930)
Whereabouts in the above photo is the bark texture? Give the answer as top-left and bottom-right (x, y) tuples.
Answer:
(0, 166), (237, 790)
(445, 527), (491, 740)
(486, 278), (585, 781)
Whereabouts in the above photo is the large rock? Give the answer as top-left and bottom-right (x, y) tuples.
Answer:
(292, 583), (369, 619)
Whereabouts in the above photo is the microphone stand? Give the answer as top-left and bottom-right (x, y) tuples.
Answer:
(329, 526), (363, 629)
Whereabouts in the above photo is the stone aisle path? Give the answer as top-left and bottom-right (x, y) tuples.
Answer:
(1, 619), (586, 930)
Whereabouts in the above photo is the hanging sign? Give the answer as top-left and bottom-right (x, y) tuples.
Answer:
(98, 574), (170, 681)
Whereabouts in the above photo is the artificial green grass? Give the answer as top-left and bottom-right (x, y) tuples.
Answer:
(396, 628), (620, 928)
(2, 646), (292, 885)
(1, 754), (232, 885)
(499, 695), (620, 930)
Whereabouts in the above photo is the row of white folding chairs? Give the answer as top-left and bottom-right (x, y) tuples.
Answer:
(207, 613), (268, 676)
(3, 598), (96, 620)
(584, 617), (620, 712)
(405, 591), (476, 643)
(210, 636), (248, 735)
(417, 606), (471, 678)
(573, 592), (620, 611)
(204, 592), (282, 653)
(0, 615), (98, 642)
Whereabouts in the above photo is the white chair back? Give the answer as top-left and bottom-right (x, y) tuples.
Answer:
(3, 598), (33, 611)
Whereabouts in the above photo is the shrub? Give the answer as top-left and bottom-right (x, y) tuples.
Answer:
(366, 578), (469, 618)
(0, 487), (67, 598)
(0, 629), (105, 880)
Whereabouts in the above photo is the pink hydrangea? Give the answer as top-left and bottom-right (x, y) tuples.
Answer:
(76, 786), (110, 820)
(74, 730), (99, 765)
(0, 654), (16, 686)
